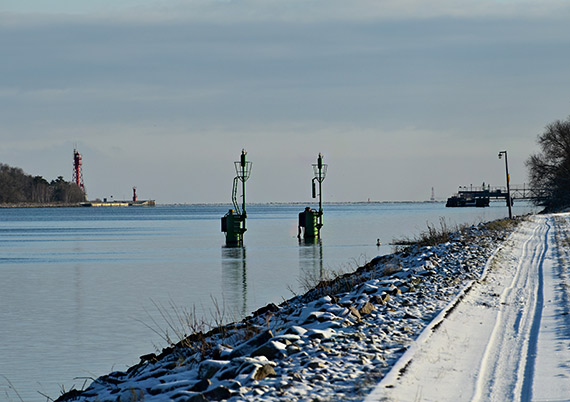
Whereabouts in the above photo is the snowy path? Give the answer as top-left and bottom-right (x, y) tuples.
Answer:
(366, 214), (570, 402)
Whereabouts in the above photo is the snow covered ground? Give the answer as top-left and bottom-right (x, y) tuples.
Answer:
(367, 214), (570, 402)
(55, 214), (570, 402)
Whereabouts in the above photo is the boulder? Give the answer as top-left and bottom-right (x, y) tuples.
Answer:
(253, 364), (276, 381)
(372, 294), (390, 305)
(251, 340), (287, 360)
(388, 286), (401, 296)
(359, 301), (376, 316)
(230, 330), (273, 358)
(251, 302), (279, 318)
(305, 328), (335, 340)
(211, 344), (233, 360)
(307, 360), (326, 370)
(286, 344), (301, 355)
(186, 394), (209, 402)
(348, 306), (361, 320)
(359, 283), (379, 294)
(198, 360), (230, 380)
(190, 378), (211, 392)
(285, 326), (307, 336)
(203, 385), (236, 400)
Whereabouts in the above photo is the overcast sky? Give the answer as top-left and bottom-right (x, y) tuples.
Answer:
(1, 1), (569, 203)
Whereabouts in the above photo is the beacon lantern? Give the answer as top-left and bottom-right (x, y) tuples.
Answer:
(298, 153), (327, 240)
(221, 149), (252, 246)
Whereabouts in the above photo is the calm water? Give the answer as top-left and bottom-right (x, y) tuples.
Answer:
(0, 202), (537, 401)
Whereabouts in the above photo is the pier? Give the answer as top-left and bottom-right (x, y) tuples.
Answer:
(81, 200), (156, 207)
(446, 185), (543, 207)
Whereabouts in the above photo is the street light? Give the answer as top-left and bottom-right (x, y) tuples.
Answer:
(498, 150), (512, 219)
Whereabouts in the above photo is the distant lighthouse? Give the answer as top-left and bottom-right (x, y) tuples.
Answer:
(73, 148), (86, 197)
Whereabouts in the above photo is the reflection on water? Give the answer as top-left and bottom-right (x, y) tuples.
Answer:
(298, 238), (324, 290)
(73, 264), (84, 342)
(221, 246), (247, 319)
(221, 240), (328, 318)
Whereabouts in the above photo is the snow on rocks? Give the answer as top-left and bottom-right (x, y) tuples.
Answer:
(56, 221), (516, 402)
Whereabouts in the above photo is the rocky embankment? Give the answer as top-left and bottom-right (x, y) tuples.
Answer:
(56, 219), (518, 402)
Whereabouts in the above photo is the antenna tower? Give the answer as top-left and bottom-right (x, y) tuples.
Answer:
(73, 148), (85, 194)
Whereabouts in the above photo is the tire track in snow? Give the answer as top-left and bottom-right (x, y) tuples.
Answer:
(364, 220), (525, 402)
(531, 214), (570, 401)
(520, 219), (548, 402)
(552, 215), (570, 340)
(471, 216), (550, 402)
(365, 215), (569, 402)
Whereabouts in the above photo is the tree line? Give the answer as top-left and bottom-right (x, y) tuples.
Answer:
(0, 163), (86, 204)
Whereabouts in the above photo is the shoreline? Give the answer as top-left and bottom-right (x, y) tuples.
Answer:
(0, 200), (155, 208)
(0, 202), (84, 208)
(2, 200), (504, 209)
(55, 217), (519, 402)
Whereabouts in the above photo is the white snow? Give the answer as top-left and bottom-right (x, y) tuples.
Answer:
(367, 214), (570, 402)
(56, 214), (570, 402)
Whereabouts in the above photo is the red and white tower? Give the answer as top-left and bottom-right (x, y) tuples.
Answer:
(73, 148), (85, 194)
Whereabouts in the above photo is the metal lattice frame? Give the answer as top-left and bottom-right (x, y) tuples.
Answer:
(234, 161), (252, 182)
(312, 164), (327, 183)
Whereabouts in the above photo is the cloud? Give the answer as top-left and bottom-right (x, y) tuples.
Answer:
(4, 0), (570, 22)
(115, 0), (570, 23)
(1, 1), (569, 202)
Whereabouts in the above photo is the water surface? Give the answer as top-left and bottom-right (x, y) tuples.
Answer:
(0, 202), (536, 401)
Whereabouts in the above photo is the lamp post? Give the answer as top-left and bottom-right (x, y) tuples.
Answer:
(498, 150), (512, 219)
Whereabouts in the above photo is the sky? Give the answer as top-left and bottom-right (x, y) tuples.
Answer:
(1, 0), (570, 204)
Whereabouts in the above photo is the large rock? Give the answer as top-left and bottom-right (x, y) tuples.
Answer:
(203, 385), (236, 400)
(230, 329), (274, 358)
(349, 306), (361, 320)
(253, 364), (276, 381)
(372, 293), (390, 305)
(186, 394), (209, 402)
(251, 340), (287, 360)
(190, 378), (211, 392)
(359, 301), (376, 316)
(198, 360), (230, 379)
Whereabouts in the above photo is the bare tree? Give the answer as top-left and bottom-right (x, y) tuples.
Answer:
(526, 116), (570, 210)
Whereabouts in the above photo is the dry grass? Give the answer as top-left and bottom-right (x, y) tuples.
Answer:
(139, 296), (248, 362)
(480, 218), (519, 232)
(392, 217), (465, 252)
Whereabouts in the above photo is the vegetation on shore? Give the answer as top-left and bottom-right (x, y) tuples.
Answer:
(0, 163), (85, 204)
(391, 217), (518, 252)
(527, 116), (570, 211)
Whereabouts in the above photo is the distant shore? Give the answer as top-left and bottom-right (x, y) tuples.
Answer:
(0, 200), (156, 208)
(0, 202), (83, 208)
